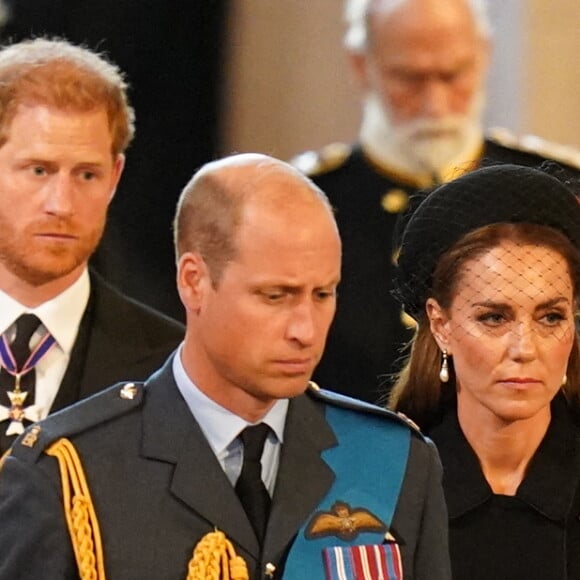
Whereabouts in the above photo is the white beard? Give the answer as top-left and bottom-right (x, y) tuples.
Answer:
(359, 91), (485, 178)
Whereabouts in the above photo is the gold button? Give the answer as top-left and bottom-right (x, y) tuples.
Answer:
(381, 189), (409, 214)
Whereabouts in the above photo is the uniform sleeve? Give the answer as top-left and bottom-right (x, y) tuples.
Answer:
(413, 438), (451, 580)
(0, 454), (78, 580)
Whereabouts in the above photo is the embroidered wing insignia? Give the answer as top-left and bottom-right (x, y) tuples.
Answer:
(305, 500), (387, 541)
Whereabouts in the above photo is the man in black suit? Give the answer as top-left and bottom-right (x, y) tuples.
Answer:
(0, 38), (183, 452)
(292, 0), (580, 404)
(0, 154), (450, 579)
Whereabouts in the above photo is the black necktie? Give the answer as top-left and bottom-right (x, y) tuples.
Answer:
(235, 423), (271, 543)
(0, 314), (41, 407)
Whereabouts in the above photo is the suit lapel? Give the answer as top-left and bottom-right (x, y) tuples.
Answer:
(52, 272), (160, 410)
(78, 273), (157, 397)
(140, 359), (260, 557)
(264, 394), (337, 564)
(51, 289), (95, 411)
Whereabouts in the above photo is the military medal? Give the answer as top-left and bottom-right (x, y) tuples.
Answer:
(0, 331), (55, 435)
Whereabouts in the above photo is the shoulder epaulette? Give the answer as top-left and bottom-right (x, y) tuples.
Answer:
(9, 382), (144, 463)
(488, 127), (580, 170)
(290, 142), (352, 176)
(307, 381), (424, 436)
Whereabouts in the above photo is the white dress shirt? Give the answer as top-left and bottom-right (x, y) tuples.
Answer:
(0, 269), (90, 419)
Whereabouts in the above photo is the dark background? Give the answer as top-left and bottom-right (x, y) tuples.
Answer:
(1, 0), (230, 321)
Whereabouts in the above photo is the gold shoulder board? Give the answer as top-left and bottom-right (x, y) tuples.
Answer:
(488, 127), (580, 170)
(290, 142), (351, 176)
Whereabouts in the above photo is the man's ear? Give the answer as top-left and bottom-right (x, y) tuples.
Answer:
(177, 252), (211, 313)
(348, 51), (371, 92)
(426, 298), (451, 354)
(108, 153), (126, 202)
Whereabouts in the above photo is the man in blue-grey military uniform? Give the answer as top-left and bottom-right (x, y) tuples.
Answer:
(292, 0), (580, 404)
(0, 153), (450, 580)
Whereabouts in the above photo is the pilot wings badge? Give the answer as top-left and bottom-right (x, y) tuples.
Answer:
(305, 500), (387, 541)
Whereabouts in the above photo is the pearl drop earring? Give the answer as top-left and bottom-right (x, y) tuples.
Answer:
(439, 350), (449, 383)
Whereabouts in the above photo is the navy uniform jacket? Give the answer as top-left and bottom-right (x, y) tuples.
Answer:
(292, 135), (580, 404)
(0, 357), (450, 580)
(0, 272), (184, 452)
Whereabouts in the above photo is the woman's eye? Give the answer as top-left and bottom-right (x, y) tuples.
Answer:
(477, 312), (505, 326)
(541, 311), (566, 325)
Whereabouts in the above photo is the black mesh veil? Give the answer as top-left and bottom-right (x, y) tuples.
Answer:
(392, 163), (580, 320)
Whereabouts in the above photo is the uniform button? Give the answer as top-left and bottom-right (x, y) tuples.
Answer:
(119, 383), (137, 400)
(381, 189), (408, 214)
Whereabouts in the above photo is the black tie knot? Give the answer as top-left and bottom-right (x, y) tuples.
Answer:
(239, 423), (270, 462)
(11, 314), (41, 367)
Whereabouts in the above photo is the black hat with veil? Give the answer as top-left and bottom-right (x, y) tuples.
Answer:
(392, 163), (580, 320)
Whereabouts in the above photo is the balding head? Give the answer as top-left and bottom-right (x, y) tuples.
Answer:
(345, 0), (490, 53)
(174, 153), (336, 285)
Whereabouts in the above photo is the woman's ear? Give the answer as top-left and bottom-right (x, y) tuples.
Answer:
(426, 298), (451, 354)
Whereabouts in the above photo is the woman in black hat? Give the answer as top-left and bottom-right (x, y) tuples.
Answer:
(390, 163), (580, 579)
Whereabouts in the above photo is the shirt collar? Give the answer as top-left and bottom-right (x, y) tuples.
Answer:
(429, 393), (580, 521)
(0, 269), (90, 353)
(172, 345), (288, 456)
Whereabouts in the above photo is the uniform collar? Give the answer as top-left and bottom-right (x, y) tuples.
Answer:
(358, 140), (485, 189)
(171, 345), (288, 455)
(430, 393), (580, 521)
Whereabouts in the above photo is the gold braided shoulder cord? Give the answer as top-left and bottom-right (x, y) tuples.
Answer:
(46, 438), (106, 580)
(187, 530), (249, 580)
(41, 438), (249, 580)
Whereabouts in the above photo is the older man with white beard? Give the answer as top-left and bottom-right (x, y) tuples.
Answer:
(293, 0), (580, 405)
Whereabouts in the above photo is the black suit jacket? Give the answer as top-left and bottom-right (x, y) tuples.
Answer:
(0, 273), (184, 452)
(0, 357), (450, 579)
(51, 271), (185, 412)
